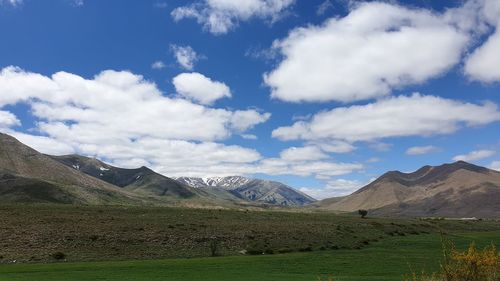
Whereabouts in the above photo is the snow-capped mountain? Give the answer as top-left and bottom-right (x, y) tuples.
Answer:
(174, 176), (250, 189)
(175, 176), (316, 206)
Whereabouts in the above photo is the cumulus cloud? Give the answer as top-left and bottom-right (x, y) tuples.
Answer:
(264, 1), (472, 103)
(151, 61), (166, 70)
(171, 0), (295, 34)
(172, 72), (232, 105)
(257, 158), (363, 179)
(229, 110), (271, 132)
(0, 66), (274, 177)
(0, 66), (364, 179)
(7, 131), (75, 155)
(279, 146), (328, 162)
(240, 134), (257, 140)
(452, 149), (496, 162)
(0, 66), (267, 141)
(300, 179), (366, 199)
(272, 93), (500, 143)
(0, 110), (20, 128)
(464, 0), (500, 82)
(406, 145), (440, 155)
(171, 45), (199, 70)
(310, 140), (356, 154)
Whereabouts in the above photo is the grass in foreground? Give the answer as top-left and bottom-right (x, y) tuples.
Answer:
(1, 232), (499, 281)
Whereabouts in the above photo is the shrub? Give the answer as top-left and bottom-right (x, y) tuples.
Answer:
(51, 252), (66, 260)
(264, 248), (274, 255)
(441, 242), (500, 281)
(299, 246), (313, 252)
(404, 240), (500, 281)
(247, 248), (263, 255)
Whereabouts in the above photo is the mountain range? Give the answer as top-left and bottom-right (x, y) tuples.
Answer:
(0, 133), (312, 207)
(175, 176), (316, 206)
(0, 133), (142, 205)
(1, 132), (500, 217)
(313, 161), (500, 218)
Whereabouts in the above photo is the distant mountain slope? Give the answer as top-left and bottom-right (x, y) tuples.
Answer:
(51, 155), (197, 199)
(0, 172), (79, 204)
(175, 176), (316, 206)
(0, 133), (142, 204)
(315, 161), (500, 218)
(0, 133), (309, 208)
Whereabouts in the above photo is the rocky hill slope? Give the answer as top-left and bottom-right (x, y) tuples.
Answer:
(314, 161), (500, 218)
(0, 133), (142, 204)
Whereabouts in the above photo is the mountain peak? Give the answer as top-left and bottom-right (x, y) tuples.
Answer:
(355, 161), (493, 195)
(317, 160), (500, 217)
(176, 176), (315, 206)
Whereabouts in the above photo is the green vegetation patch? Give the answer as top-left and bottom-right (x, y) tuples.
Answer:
(1, 232), (499, 281)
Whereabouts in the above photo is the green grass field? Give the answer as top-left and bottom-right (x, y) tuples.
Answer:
(1, 232), (499, 281)
(1, 205), (500, 281)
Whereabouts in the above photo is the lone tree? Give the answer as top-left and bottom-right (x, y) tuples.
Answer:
(358, 209), (368, 218)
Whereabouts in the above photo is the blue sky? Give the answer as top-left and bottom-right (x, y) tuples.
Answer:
(0, 0), (499, 199)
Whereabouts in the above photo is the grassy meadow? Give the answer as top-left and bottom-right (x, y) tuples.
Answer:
(0, 204), (499, 280)
(1, 232), (499, 281)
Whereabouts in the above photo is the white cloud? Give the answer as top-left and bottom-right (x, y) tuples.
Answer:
(406, 145), (440, 155)
(171, 0), (295, 35)
(0, 66), (363, 179)
(240, 134), (257, 140)
(0, 110), (20, 128)
(311, 140), (356, 154)
(104, 138), (263, 177)
(490, 161), (500, 171)
(272, 93), (500, 142)
(171, 45), (199, 70)
(465, 32), (500, 82)
(300, 179), (365, 199)
(7, 131), (75, 155)
(151, 61), (166, 70)
(452, 149), (496, 162)
(464, 0), (500, 82)
(264, 1), (471, 103)
(172, 72), (232, 105)
(279, 146), (328, 162)
(229, 110), (271, 132)
(0, 66), (267, 141)
(73, 0), (84, 7)
(0, 66), (273, 177)
(257, 158), (363, 179)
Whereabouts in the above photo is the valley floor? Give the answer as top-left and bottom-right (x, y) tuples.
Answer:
(1, 232), (499, 281)
(0, 204), (500, 280)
